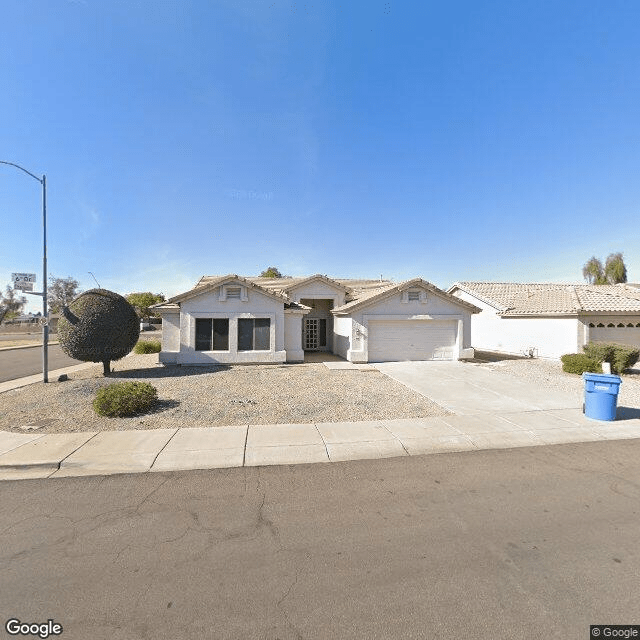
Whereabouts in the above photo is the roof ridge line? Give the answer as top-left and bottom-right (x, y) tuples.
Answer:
(568, 285), (583, 312)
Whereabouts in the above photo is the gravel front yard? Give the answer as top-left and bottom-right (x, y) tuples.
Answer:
(4, 353), (639, 435)
(0, 354), (451, 434)
(468, 357), (640, 406)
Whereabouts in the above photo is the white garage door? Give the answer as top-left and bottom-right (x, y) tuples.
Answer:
(590, 323), (640, 348)
(368, 320), (457, 362)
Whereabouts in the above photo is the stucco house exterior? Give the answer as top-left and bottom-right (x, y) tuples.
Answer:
(448, 282), (640, 359)
(152, 274), (480, 365)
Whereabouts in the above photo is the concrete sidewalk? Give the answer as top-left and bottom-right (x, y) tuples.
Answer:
(2, 409), (639, 481)
(0, 360), (97, 393)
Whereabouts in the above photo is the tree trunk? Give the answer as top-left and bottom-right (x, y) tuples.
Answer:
(102, 360), (111, 376)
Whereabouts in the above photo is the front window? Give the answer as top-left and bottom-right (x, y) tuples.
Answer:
(238, 318), (270, 350)
(195, 318), (229, 351)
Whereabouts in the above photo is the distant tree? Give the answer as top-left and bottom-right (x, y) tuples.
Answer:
(58, 289), (140, 375)
(0, 285), (28, 323)
(582, 256), (605, 284)
(126, 292), (166, 320)
(604, 252), (627, 284)
(48, 276), (82, 313)
(260, 266), (284, 278)
(582, 253), (628, 285)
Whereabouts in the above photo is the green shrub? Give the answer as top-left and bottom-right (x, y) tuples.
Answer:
(134, 339), (161, 354)
(583, 342), (640, 374)
(561, 353), (603, 375)
(93, 381), (158, 417)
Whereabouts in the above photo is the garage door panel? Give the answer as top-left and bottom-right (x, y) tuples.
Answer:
(368, 320), (457, 362)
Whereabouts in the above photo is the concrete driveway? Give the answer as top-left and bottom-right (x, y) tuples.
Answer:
(373, 361), (581, 415)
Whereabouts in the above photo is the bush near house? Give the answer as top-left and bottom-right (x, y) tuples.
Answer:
(93, 382), (158, 417)
(583, 342), (640, 374)
(134, 340), (161, 354)
(560, 353), (603, 375)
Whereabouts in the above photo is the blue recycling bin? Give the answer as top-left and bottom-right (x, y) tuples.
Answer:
(582, 373), (622, 421)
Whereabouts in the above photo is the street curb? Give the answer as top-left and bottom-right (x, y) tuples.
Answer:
(0, 341), (60, 352)
(0, 461), (60, 474)
(2, 407), (638, 481)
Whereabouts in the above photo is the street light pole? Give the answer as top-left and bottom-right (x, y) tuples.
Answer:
(0, 161), (49, 383)
(42, 174), (48, 383)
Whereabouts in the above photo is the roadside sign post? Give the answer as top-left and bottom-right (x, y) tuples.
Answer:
(12, 273), (37, 290)
(2, 161), (48, 383)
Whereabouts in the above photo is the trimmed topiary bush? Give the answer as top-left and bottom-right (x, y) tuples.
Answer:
(93, 381), (158, 417)
(134, 339), (161, 354)
(561, 353), (603, 375)
(58, 289), (140, 375)
(583, 342), (640, 374)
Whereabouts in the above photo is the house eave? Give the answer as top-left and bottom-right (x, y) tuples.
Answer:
(282, 274), (352, 294)
(498, 312), (580, 318)
(333, 279), (482, 315)
(447, 283), (507, 312)
(169, 274), (290, 305)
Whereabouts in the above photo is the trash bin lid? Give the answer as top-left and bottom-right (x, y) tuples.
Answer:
(582, 372), (622, 384)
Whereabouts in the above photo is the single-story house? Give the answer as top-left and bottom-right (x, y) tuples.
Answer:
(151, 274), (481, 365)
(448, 282), (640, 359)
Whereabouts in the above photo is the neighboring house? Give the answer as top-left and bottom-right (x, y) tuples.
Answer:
(151, 274), (480, 365)
(448, 282), (640, 359)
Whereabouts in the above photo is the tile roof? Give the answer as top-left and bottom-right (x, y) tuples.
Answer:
(195, 275), (395, 304)
(162, 274), (478, 313)
(332, 282), (403, 312)
(169, 274), (290, 303)
(451, 282), (640, 315)
(333, 278), (482, 313)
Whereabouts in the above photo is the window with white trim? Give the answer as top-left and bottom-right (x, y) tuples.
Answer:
(407, 290), (420, 302)
(195, 318), (229, 351)
(238, 318), (271, 350)
(226, 287), (241, 299)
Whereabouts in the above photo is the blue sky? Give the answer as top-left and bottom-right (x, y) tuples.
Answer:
(2, 0), (640, 313)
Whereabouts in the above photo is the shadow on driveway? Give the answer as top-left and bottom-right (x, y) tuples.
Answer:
(615, 406), (640, 420)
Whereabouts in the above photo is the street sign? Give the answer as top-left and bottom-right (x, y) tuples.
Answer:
(12, 272), (36, 283)
(11, 273), (36, 290)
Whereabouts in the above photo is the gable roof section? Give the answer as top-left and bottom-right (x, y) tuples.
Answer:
(160, 274), (485, 312)
(333, 278), (481, 314)
(167, 274), (290, 305)
(150, 302), (179, 311)
(247, 274), (352, 294)
(450, 282), (640, 316)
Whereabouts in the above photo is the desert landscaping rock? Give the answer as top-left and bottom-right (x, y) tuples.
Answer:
(474, 358), (640, 405)
(0, 354), (451, 434)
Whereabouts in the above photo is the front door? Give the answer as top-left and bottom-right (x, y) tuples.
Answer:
(304, 318), (319, 350)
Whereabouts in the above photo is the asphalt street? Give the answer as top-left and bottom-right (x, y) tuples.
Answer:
(0, 344), (82, 382)
(1, 439), (639, 640)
